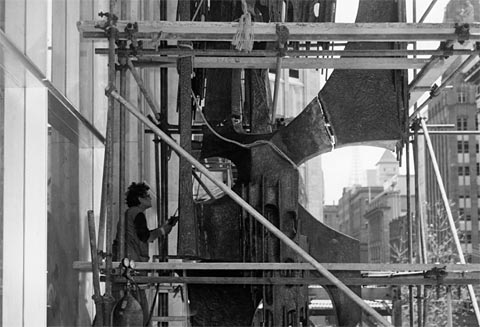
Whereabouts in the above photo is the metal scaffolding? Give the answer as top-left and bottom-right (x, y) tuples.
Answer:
(42, 0), (480, 326)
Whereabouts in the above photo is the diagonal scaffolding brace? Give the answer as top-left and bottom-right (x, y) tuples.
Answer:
(105, 86), (394, 327)
(420, 118), (480, 325)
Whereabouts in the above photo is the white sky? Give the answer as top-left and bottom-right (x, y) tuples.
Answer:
(321, 0), (449, 204)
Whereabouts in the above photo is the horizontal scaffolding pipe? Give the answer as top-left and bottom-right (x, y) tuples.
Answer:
(129, 57), (428, 70)
(94, 47), (480, 58)
(72, 261), (480, 272)
(78, 21), (480, 42)
(108, 275), (480, 286)
(105, 87), (393, 327)
(417, 130), (480, 135)
(425, 124), (455, 128)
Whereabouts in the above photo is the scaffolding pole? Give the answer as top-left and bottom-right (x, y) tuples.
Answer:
(126, 57), (160, 120)
(418, 0), (438, 23)
(106, 87), (394, 327)
(102, 2), (119, 325)
(159, 0), (169, 320)
(88, 210), (103, 326)
(420, 118), (480, 325)
(118, 53), (127, 260)
(413, 124), (428, 327)
(407, 139), (415, 327)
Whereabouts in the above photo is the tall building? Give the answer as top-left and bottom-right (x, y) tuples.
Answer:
(364, 175), (415, 263)
(336, 150), (402, 262)
(323, 204), (340, 230)
(336, 150), (417, 263)
(425, 71), (479, 263)
(376, 150), (399, 186)
(337, 185), (383, 262)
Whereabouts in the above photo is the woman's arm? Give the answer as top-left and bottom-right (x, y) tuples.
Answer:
(147, 215), (179, 242)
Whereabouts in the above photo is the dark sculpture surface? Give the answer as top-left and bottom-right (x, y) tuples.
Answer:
(320, 0), (406, 149)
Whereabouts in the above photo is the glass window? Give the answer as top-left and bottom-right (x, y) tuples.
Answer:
(289, 69), (299, 79)
(457, 117), (468, 130)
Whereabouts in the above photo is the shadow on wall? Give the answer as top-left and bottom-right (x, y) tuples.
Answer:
(47, 130), (82, 326)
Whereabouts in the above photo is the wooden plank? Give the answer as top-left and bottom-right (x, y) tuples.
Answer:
(78, 21), (480, 42)
(73, 261), (480, 272)
(177, 56), (197, 256)
(134, 57), (429, 69)
(110, 274), (480, 286)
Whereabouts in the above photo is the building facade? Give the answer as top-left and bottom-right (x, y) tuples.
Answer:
(323, 204), (339, 230)
(336, 150), (416, 263)
(365, 183), (415, 263)
(426, 71), (479, 263)
(337, 185), (384, 262)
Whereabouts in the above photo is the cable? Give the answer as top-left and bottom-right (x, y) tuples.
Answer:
(190, 90), (298, 169)
(145, 283), (160, 326)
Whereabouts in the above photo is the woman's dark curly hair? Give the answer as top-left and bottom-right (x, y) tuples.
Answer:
(126, 182), (150, 207)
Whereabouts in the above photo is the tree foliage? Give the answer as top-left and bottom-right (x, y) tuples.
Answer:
(391, 202), (475, 326)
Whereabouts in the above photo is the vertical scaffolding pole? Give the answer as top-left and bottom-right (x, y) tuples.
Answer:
(176, 0), (197, 259)
(177, 56), (197, 257)
(88, 210), (103, 326)
(118, 53), (127, 259)
(420, 118), (480, 325)
(98, 130), (109, 252)
(159, 0), (169, 261)
(413, 125), (427, 327)
(159, 1), (170, 321)
(103, 2), (118, 325)
(446, 286), (453, 327)
(413, 126), (428, 262)
(408, 0), (417, 323)
(406, 136), (415, 327)
(117, 0), (128, 263)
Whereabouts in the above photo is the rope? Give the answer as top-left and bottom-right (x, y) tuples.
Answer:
(231, 0), (254, 52)
(191, 90), (298, 169)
